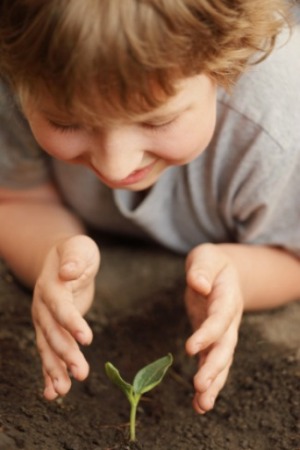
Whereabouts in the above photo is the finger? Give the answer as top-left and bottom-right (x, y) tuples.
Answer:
(184, 287), (208, 331)
(37, 285), (93, 345)
(58, 235), (100, 281)
(51, 296), (93, 345)
(185, 278), (240, 355)
(193, 363), (231, 414)
(36, 329), (72, 397)
(185, 311), (230, 356)
(193, 327), (237, 392)
(186, 244), (240, 309)
(34, 303), (90, 380)
(186, 244), (226, 295)
(43, 370), (59, 401)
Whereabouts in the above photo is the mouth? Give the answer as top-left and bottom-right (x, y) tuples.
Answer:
(92, 160), (158, 188)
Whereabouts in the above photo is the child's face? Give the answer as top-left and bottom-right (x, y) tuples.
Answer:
(24, 74), (217, 191)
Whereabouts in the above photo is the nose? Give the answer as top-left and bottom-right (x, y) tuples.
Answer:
(90, 125), (145, 181)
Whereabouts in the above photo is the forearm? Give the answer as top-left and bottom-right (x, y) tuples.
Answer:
(219, 243), (300, 310)
(0, 194), (85, 287)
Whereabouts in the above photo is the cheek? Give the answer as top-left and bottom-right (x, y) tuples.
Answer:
(30, 124), (87, 161)
(155, 106), (216, 164)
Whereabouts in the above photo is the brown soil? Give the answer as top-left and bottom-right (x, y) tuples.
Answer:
(0, 235), (299, 450)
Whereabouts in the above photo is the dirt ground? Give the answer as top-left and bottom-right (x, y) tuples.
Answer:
(0, 234), (299, 450)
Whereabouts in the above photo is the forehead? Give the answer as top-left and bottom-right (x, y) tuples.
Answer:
(36, 75), (202, 125)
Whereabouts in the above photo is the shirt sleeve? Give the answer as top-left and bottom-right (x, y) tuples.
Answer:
(213, 101), (300, 259)
(214, 23), (300, 258)
(0, 81), (50, 189)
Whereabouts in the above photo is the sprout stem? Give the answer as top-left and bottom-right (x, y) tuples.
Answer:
(130, 393), (141, 441)
(130, 396), (140, 441)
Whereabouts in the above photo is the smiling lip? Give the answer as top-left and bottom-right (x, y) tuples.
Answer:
(93, 160), (157, 188)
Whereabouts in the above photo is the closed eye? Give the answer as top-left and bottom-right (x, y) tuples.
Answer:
(48, 120), (81, 133)
(141, 117), (178, 132)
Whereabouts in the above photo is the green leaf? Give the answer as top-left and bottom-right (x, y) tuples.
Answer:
(133, 353), (173, 395)
(105, 362), (132, 399)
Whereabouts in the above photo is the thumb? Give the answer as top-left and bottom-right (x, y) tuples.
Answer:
(57, 235), (100, 281)
(186, 243), (226, 296)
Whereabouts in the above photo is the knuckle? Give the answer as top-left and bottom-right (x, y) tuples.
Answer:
(59, 309), (79, 331)
(46, 367), (60, 380)
(43, 325), (56, 343)
(48, 297), (61, 316)
(57, 344), (77, 363)
(204, 321), (221, 342)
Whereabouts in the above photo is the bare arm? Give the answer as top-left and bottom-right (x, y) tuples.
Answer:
(219, 243), (300, 310)
(0, 183), (100, 399)
(0, 182), (85, 286)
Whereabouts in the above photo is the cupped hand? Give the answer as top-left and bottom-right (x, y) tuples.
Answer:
(185, 243), (244, 414)
(31, 235), (100, 400)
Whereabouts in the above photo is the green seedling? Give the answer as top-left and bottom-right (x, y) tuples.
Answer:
(105, 353), (173, 442)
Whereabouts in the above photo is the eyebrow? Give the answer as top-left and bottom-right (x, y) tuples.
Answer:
(41, 104), (190, 127)
(41, 109), (76, 122)
(137, 105), (189, 123)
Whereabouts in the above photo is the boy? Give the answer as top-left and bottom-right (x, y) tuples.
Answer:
(0, 0), (299, 415)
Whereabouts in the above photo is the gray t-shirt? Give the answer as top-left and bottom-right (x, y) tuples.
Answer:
(0, 84), (49, 188)
(1, 24), (300, 256)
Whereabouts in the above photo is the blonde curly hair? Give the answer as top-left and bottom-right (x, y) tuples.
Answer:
(0, 0), (291, 122)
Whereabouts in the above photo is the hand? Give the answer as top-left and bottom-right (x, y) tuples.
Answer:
(31, 235), (100, 400)
(185, 243), (243, 414)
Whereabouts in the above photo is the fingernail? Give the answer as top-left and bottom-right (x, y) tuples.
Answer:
(76, 331), (85, 344)
(197, 275), (211, 294)
(193, 341), (203, 353)
(193, 342), (201, 355)
(62, 261), (75, 268)
(210, 396), (215, 407)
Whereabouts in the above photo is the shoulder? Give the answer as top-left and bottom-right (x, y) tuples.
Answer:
(0, 79), (42, 160)
(217, 24), (300, 150)
(0, 80), (18, 121)
(0, 79), (49, 188)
